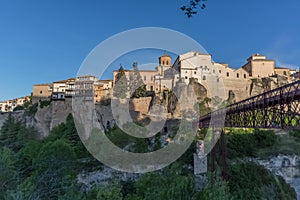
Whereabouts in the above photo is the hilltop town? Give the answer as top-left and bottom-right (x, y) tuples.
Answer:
(1, 51), (299, 114)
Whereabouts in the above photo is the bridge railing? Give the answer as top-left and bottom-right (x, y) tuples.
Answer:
(199, 80), (300, 129)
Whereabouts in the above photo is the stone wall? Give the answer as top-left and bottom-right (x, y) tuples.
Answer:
(129, 97), (152, 113)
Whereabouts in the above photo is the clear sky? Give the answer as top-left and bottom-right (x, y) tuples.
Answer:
(1, 0), (300, 101)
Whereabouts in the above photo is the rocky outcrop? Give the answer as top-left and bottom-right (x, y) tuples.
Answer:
(249, 155), (300, 199)
(0, 111), (34, 130)
(249, 76), (289, 97)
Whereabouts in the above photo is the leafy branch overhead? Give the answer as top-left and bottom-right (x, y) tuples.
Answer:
(181, 0), (207, 18)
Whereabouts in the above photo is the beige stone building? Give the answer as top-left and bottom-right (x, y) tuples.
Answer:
(169, 51), (251, 101)
(113, 69), (157, 92)
(32, 83), (53, 103)
(0, 96), (30, 112)
(94, 80), (113, 103)
(241, 54), (275, 78)
(274, 67), (291, 80)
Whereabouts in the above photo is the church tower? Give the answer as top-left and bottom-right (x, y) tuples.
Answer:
(159, 52), (172, 67)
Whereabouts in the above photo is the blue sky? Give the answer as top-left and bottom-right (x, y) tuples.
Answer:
(0, 0), (300, 101)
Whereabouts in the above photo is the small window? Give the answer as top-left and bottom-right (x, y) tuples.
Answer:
(40, 91), (43, 94)
(194, 71), (196, 74)
(185, 71), (188, 73)
(283, 71), (287, 75)
(185, 76), (188, 79)
(162, 61), (165, 65)
(166, 61), (169, 65)
(219, 70), (221, 73)
(237, 73), (239, 78)
(144, 76), (146, 81)
(226, 72), (229, 77)
(203, 75), (206, 80)
(244, 74), (246, 78)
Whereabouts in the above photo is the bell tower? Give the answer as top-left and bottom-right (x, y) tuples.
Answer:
(159, 52), (172, 67)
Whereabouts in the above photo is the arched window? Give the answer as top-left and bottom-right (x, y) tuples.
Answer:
(226, 72), (229, 77)
(166, 61), (169, 65)
(237, 73), (239, 78)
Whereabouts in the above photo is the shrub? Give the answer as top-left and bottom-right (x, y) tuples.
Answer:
(253, 129), (276, 147)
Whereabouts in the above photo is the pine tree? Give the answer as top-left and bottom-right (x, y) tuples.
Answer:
(113, 65), (129, 99)
(130, 62), (147, 98)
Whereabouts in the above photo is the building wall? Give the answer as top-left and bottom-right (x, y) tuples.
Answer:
(251, 60), (274, 77)
(129, 97), (152, 113)
(32, 84), (52, 103)
(113, 70), (157, 93)
(242, 54), (275, 78)
(53, 82), (66, 93)
(274, 68), (291, 80)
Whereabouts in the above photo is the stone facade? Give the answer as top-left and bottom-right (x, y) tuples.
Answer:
(32, 83), (53, 103)
(113, 70), (157, 92)
(242, 54), (275, 77)
(129, 97), (152, 113)
(0, 96), (30, 112)
(274, 67), (291, 81)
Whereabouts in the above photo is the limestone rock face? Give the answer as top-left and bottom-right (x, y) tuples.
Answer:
(227, 90), (236, 104)
(0, 111), (34, 131)
(189, 78), (207, 102)
(249, 76), (289, 97)
(34, 100), (72, 138)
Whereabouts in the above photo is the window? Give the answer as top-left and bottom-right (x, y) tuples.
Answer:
(162, 61), (165, 65)
(237, 73), (239, 78)
(203, 75), (206, 80)
(185, 71), (188, 73)
(194, 71), (196, 74)
(244, 74), (246, 78)
(283, 71), (287, 75)
(40, 91), (43, 94)
(164, 127), (168, 132)
(166, 61), (169, 65)
(185, 76), (188, 79)
(219, 70), (221, 73)
(226, 72), (229, 77)
(144, 76), (146, 81)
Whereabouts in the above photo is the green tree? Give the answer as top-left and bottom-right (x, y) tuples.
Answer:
(46, 114), (88, 159)
(32, 139), (77, 199)
(96, 185), (123, 200)
(114, 65), (129, 99)
(0, 147), (18, 199)
(0, 114), (36, 152)
(130, 62), (147, 98)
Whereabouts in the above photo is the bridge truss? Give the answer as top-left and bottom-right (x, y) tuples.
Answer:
(197, 80), (300, 179)
(199, 80), (300, 129)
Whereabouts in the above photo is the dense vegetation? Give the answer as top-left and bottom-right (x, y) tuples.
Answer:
(0, 114), (297, 199)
